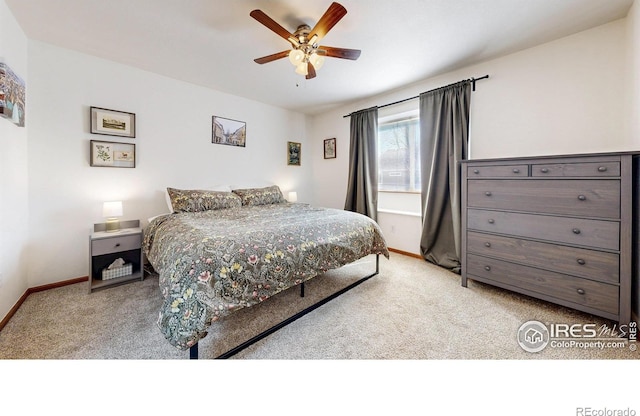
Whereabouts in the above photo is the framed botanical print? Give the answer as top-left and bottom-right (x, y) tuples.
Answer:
(90, 140), (135, 168)
(324, 138), (336, 159)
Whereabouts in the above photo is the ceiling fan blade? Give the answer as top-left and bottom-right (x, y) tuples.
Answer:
(250, 9), (294, 41)
(306, 62), (316, 80)
(254, 50), (291, 64)
(318, 46), (361, 60)
(308, 2), (347, 43)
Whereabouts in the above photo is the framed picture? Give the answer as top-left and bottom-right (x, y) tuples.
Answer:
(90, 140), (135, 168)
(212, 115), (246, 147)
(0, 62), (26, 127)
(324, 138), (336, 159)
(90, 107), (136, 138)
(287, 141), (301, 166)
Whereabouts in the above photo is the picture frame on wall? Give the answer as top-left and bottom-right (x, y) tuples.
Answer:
(90, 140), (136, 168)
(90, 106), (136, 138)
(212, 115), (246, 147)
(287, 141), (301, 166)
(0, 61), (26, 127)
(324, 138), (336, 159)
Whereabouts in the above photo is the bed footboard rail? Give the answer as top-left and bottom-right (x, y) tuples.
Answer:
(189, 254), (380, 359)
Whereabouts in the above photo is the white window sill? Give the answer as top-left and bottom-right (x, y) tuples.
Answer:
(377, 209), (422, 218)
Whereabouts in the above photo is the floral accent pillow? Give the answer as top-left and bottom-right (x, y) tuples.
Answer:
(167, 188), (242, 213)
(232, 185), (287, 206)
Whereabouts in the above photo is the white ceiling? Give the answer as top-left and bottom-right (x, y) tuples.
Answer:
(5, 0), (635, 115)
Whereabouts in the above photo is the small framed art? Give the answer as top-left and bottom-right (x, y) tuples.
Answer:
(90, 140), (135, 168)
(212, 115), (246, 147)
(324, 138), (336, 159)
(287, 141), (301, 166)
(90, 107), (136, 138)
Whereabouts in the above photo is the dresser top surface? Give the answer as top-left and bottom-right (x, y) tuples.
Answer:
(460, 151), (640, 165)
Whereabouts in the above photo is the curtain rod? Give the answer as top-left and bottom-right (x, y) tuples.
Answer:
(342, 75), (489, 118)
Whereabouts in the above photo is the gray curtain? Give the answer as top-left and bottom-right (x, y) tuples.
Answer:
(419, 81), (471, 273)
(344, 107), (378, 221)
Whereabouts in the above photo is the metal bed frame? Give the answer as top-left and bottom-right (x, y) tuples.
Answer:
(189, 254), (380, 359)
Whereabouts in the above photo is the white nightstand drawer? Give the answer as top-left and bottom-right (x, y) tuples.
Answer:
(91, 233), (141, 256)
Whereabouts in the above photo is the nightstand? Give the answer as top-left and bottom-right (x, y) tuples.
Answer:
(89, 219), (144, 293)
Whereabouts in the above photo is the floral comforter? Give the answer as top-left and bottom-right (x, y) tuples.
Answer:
(143, 203), (389, 350)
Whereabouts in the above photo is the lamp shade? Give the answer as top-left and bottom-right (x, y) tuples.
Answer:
(289, 49), (305, 66)
(309, 53), (325, 70)
(295, 62), (308, 76)
(288, 192), (298, 203)
(103, 201), (123, 218)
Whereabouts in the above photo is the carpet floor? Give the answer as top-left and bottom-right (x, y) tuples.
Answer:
(0, 253), (637, 360)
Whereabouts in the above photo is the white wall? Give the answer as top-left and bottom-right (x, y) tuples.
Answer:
(26, 41), (310, 287)
(0, 0), (29, 321)
(310, 17), (632, 256)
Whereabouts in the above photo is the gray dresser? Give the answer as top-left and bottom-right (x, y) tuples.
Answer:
(461, 152), (637, 326)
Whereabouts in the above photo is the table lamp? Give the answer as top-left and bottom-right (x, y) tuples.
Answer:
(103, 201), (123, 232)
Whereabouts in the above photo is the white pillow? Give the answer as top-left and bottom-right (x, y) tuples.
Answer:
(165, 185), (232, 213)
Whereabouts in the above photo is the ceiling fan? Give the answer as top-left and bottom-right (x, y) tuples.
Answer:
(250, 2), (361, 80)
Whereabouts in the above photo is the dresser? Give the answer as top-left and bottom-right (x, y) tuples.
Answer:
(461, 153), (637, 326)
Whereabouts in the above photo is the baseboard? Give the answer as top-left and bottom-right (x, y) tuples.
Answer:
(0, 276), (88, 333)
(388, 247), (422, 259)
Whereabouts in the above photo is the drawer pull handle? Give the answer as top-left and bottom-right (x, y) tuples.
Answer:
(577, 195), (586, 201)
(577, 288), (586, 295)
(114, 243), (121, 247)
(473, 169), (480, 174)
(484, 242), (491, 248)
(484, 266), (491, 271)
(572, 228), (581, 235)
(577, 259), (586, 265)
(540, 167), (549, 173)
(488, 219), (495, 224)
(485, 191), (492, 197)
(597, 166), (607, 172)
(512, 168), (520, 174)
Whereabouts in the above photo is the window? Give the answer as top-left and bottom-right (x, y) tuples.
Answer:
(378, 112), (420, 192)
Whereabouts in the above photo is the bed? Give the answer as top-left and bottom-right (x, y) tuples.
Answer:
(142, 185), (389, 357)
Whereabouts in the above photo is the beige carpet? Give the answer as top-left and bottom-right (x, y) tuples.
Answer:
(0, 253), (637, 360)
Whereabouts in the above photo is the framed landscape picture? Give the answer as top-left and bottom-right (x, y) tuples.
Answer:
(212, 115), (246, 147)
(90, 107), (136, 138)
(90, 140), (135, 168)
(287, 141), (301, 166)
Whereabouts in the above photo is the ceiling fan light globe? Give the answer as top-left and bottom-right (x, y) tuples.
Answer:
(289, 49), (305, 66)
(295, 62), (308, 76)
(309, 54), (325, 70)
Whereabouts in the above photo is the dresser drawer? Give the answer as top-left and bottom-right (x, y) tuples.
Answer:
(467, 254), (619, 315)
(467, 209), (620, 250)
(531, 161), (620, 177)
(467, 164), (528, 177)
(466, 231), (619, 283)
(91, 233), (142, 256)
(467, 179), (620, 218)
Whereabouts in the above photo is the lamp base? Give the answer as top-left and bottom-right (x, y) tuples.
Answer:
(105, 218), (120, 232)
